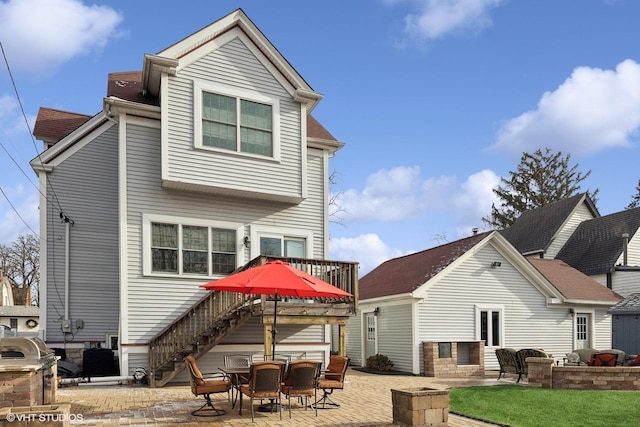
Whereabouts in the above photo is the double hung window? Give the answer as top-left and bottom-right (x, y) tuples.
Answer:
(147, 217), (240, 276)
(195, 82), (278, 158)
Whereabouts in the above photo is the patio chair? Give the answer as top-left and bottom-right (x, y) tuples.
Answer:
(587, 352), (618, 366)
(515, 349), (550, 382)
(281, 360), (321, 418)
(314, 355), (349, 408)
(495, 348), (520, 380)
(224, 354), (252, 407)
(184, 355), (230, 417)
(238, 361), (283, 422)
(564, 348), (596, 366)
(600, 349), (625, 365)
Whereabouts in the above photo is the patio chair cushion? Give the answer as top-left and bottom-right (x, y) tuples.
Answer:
(565, 352), (580, 364)
(587, 352), (618, 366)
(627, 354), (640, 366)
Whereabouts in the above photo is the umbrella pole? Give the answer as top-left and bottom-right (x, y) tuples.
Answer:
(271, 294), (277, 360)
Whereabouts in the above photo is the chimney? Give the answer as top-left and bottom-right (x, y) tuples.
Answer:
(472, 227), (479, 236)
(622, 233), (629, 266)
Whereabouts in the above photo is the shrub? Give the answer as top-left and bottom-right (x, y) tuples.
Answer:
(366, 354), (394, 372)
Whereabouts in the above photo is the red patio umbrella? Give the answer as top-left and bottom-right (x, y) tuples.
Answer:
(200, 260), (352, 358)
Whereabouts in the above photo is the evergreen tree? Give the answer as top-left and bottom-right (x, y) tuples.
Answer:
(483, 148), (598, 229)
(627, 179), (640, 209)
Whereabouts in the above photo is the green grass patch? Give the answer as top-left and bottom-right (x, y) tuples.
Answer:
(449, 385), (640, 427)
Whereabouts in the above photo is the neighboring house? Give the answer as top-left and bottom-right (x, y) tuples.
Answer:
(30, 9), (357, 386)
(608, 293), (640, 355)
(0, 270), (15, 306)
(347, 231), (621, 374)
(501, 193), (640, 297)
(0, 306), (40, 335)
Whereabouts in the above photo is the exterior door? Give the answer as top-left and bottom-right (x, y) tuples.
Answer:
(364, 312), (377, 361)
(575, 313), (591, 349)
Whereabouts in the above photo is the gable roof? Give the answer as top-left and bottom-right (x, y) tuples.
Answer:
(555, 207), (640, 275)
(528, 258), (622, 304)
(32, 108), (93, 144)
(500, 193), (599, 255)
(359, 231), (491, 300)
(142, 8), (321, 112)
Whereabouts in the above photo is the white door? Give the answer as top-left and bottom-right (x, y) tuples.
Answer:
(364, 313), (377, 360)
(575, 313), (591, 349)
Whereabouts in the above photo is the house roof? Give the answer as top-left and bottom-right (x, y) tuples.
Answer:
(0, 306), (39, 317)
(33, 70), (337, 144)
(608, 293), (640, 314)
(32, 108), (93, 144)
(500, 193), (599, 255)
(555, 207), (640, 275)
(358, 231), (491, 300)
(527, 258), (622, 304)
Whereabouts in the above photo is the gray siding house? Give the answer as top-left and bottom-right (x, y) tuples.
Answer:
(31, 9), (357, 385)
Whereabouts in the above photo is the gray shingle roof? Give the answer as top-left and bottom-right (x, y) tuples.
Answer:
(500, 193), (598, 255)
(556, 207), (640, 275)
(608, 293), (640, 314)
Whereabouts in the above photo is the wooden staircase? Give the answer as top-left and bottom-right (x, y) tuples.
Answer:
(147, 255), (359, 387)
(148, 290), (257, 387)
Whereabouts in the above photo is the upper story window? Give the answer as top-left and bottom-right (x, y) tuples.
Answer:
(145, 215), (243, 277)
(194, 82), (280, 160)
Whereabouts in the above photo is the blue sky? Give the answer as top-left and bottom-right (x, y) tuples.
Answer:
(1, 0), (639, 275)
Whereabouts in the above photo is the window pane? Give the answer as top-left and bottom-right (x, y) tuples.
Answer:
(212, 229), (236, 274)
(152, 223), (177, 247)
(241, 128), (272, 156)
(212, 253), (236, 275)
(260, 237), (281, 256)
(212, 229), (236, 252)
(152, 248), (177, 272)
(183, 251), (208, 274)
(240, 100), (272, 156)
(480, 311), (488, 346)
(284, 239), (305, 257)
(152, 223), (178, 272)
(183, 226), (207, 250)
(492, 311), (500, 347)
(202, 92), (237, 150)
(203, 93), (236, 124)
(203, 121), (236, 150)
(241, 100), (272, 130)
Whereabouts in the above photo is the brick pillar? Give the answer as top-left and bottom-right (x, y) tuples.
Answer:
(527, 357), (554, 388)
(422, 342), (436, 377)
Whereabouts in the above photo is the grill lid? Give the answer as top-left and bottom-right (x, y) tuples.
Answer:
(0, 337), (55, 361)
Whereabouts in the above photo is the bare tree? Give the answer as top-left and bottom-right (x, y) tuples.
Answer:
(0, 234), (39, 306)
(328, 169), (346, 226)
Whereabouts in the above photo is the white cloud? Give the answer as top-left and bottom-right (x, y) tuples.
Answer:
(333, 166), (499, 225)
(0, 184), (39, 244)
(492, 59), (640, 157)
(0, 0), (124, 76)
(394, 0), (507, 41)
(329, 233), (407, 276)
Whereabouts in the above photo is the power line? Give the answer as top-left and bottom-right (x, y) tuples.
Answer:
(0, 186), (39, 237)
(0, 40), (66, 217)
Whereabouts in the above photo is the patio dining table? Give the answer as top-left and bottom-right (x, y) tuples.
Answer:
(219, 366), (250, 409)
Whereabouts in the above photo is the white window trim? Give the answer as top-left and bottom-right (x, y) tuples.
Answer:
(249, 225), (313, 259)
(142, 214), (244, 278)
(475, 304), (504, 348)
(193, 80), (281, 161)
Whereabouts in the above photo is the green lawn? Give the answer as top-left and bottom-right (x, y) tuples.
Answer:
(449, 385), (640, 427)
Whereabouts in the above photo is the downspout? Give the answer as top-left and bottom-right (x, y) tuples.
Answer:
(622, 233), (629, 266)
(62, 214), (74, 332)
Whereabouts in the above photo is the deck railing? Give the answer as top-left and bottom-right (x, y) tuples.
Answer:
(148, 290), (254, 373)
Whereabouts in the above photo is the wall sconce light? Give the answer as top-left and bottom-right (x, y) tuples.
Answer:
(373, 307), (380, 316)
(243, 236), (251, 248)
(491, 261), (502, 268)
(568, 308), (575, 315)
